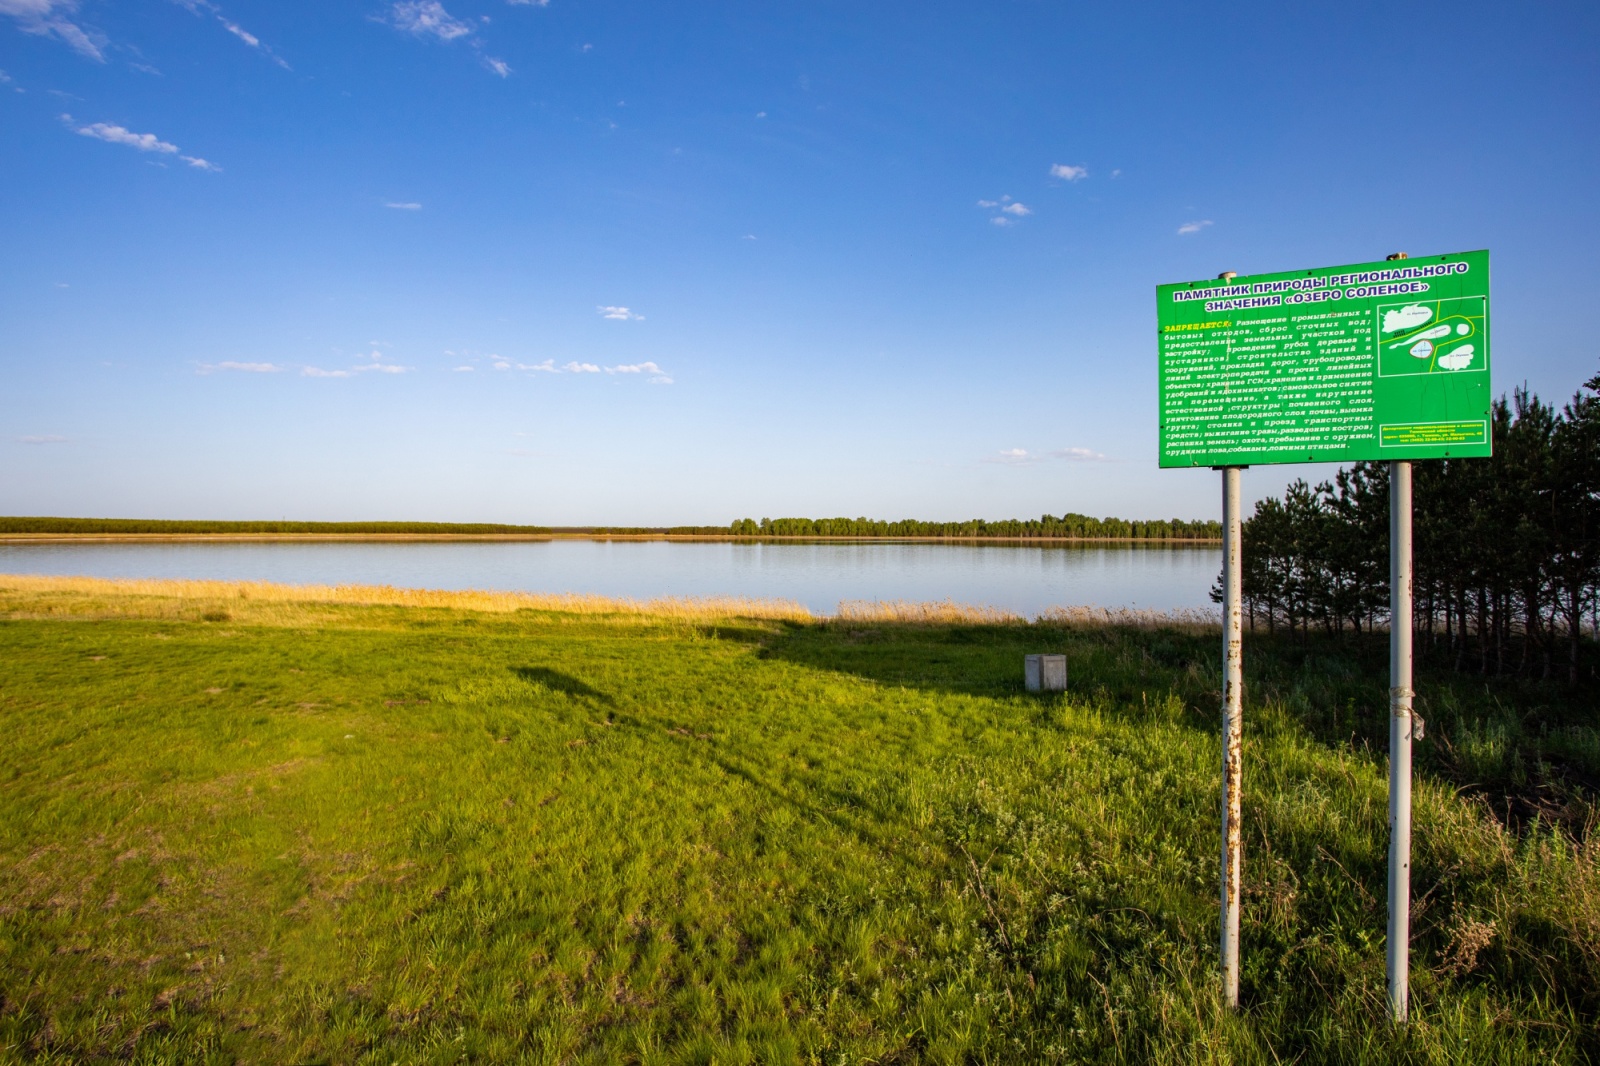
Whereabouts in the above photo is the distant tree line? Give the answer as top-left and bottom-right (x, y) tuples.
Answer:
(725, 514), (1222, 540)
(1226, 371), (1600, 682)
(2, 516), (1221, 540)
(0, 518), (553, 535)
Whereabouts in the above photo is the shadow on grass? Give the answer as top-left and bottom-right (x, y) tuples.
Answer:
(512, 666), (615, 706)
(760, 618), (1220, 707)
(759, 618), (1600, 840)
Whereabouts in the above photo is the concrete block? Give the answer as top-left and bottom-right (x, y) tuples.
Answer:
(1025, 654), (1067, 693)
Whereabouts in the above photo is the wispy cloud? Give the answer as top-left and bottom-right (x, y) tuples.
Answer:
(1, 0), (104, 61)
(1049, 163), (1088, 181)
(453, 365), (474, 372)
(67, 114), (220, 170)
(198, 360), (284, 374)
(1177, 219), (1213, 236)
(481, 355), (671, 382)
(385, 201), (422, 210)
(303, 350), (409, 377)
(506, 0), (549, 6)
(173, 1), (291, 68)
(388, 0), (474, 39)
(16, 434), (69, 444)
(977, 195), (1029, 226)
(597, 305), (643, 321)
(73, 119), (176, 153)
(984, 446), (1111, 465)
(383, 2), (515, 78)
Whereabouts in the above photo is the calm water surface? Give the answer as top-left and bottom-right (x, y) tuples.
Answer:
(0, 540), (1222, 617)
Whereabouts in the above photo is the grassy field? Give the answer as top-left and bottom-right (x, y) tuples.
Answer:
(0, 577), (1595, 1064)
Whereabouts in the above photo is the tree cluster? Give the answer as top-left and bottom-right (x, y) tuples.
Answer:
(1228, 372), (1600, 682)
(726, 514), (1222, 541)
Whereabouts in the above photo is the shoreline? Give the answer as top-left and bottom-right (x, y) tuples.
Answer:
(0, 532), (1223, 546)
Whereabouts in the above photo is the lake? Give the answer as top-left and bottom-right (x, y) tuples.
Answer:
(0, 540), (1222, 618)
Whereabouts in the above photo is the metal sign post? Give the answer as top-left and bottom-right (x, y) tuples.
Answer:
(1220, 463), (1244, 1008)
(1155, 250), (1491, 1019)
(1387, 458), (1414, 1021)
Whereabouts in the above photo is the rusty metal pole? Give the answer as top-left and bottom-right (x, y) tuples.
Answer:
(1220, 463), (1244, 1007)
(1388, 458), (1414, 1022)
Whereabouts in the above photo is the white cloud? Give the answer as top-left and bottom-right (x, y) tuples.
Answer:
(385, 201), (422, 210)
(68, 115), (220, 170)
(173, 0), (291, 68)
(755, 110), (766, 118)
(1177, 219), (1213, 236)
(1110, 168), (1122, 178)
(219, 18), (256, 46)
(73, 119), (177, 153)
(506, 0), (549, 5)
(1049, 163), (1088, 181)
(523, 359), (558, 372)
(388, 1), (474, 40)
(985, 445), (1111, 465)
(17, 434), (68, 444)
(1, 0), (104, 61)
(650, 375), (673, 385)
(303, 353), (409, 377)
(741, 234), (757, 240)
(484, 56), (510, 76)
(978, 195), (1029, 225)
(605, 361), (663, 374)
(597, 305), (643, 321)
(198, 360), (284, 374)
(492, 360), (511, 370)
(563, 361), (601, 373)
(453, 365), (474, 371)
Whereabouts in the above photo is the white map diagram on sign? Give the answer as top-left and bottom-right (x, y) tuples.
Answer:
(1376, 296), (1488, 378)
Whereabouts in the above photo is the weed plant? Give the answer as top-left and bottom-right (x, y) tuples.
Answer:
(0, 578), (1594, 1063)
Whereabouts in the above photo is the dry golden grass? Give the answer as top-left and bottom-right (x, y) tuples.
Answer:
(0, 573), (815, 623)
(836, 600), (1219, 627)
(836, 599), (1022, 624)
(1037, 604), (1219, 628)
(0, 574), (1221, 628)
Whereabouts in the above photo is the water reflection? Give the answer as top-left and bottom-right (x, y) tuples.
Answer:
(0, 539), (1222, 617)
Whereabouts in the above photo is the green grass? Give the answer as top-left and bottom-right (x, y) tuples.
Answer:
(0, 586), (1596, 1064)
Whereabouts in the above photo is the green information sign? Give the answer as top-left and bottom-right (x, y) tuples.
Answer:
(1157, 250), (1491, 467)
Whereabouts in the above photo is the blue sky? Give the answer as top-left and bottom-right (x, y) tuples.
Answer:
(2, 0), (1596, 525)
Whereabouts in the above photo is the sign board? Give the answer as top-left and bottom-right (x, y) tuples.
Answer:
(1157, 250), (1491, 467)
